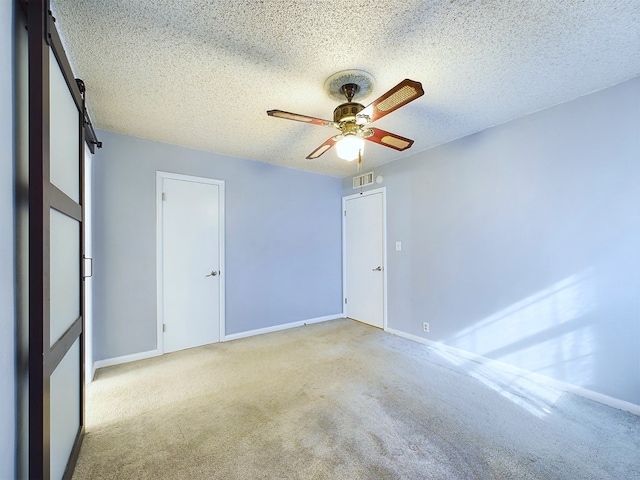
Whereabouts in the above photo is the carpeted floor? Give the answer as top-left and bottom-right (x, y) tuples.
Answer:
(73, 319), (640, 479)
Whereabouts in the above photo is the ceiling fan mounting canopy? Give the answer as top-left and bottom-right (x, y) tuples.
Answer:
(324, 69), (375, 102)
(267, 73), (424, 160)
(340, 83), (359, 102)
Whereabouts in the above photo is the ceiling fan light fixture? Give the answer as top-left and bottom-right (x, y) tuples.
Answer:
(336, 134), (364, 161)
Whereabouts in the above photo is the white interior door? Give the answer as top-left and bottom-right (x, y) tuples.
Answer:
(344, 189), (386, 328)
(159, 174), (223, 353)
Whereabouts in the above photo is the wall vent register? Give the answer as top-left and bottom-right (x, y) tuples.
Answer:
(353, 172), (374, 189)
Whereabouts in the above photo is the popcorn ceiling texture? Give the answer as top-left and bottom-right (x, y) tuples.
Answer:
(51, 0), (640, 177)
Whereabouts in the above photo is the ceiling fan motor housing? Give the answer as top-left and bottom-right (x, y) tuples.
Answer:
(333, 102), (365, 123)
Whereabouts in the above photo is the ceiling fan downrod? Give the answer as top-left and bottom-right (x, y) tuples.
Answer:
(341, 83), (360, 102)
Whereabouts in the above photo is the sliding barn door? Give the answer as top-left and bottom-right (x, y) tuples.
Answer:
(26, 1), (99, 477)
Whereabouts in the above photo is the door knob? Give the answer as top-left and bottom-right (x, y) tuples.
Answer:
(372, 266), (382, 271)
(205, 270), (218, 277)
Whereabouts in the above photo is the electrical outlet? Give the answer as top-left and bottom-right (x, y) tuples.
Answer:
(423, 322), (429, 333)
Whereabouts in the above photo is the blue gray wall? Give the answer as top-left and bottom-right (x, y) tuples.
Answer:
(1, 1), (16, 477)
(92, 131), (343, 361)
(343, 78), (640, 406)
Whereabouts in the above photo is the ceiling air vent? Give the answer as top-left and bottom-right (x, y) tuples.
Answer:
(353, 172), (374, 189)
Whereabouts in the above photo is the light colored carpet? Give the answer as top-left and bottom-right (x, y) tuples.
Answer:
(73, 319), (640, 479)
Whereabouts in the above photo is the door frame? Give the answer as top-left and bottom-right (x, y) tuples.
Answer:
(155, 171), (226, 353)
(342, 187), (388, 330)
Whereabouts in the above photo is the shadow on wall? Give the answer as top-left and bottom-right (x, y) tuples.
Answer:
(436, 270), (597, 418)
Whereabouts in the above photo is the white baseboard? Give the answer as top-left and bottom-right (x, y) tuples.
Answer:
(224, 314), (344, 342)
(91, 315), (345, 377)
(386, 327), (640, 416)
(92, 348), (161, 376)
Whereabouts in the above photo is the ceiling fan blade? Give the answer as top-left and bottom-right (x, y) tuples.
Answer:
(359, 79), (424, 123)
(306, 136), (340, 159)
(267, 109), (333, 127)
(365, 128), (414, 151)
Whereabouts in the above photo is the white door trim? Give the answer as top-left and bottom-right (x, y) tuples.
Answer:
(156, 171), (226, 353)
(342, 187), (388, 330)
(83, 145), (95, 382)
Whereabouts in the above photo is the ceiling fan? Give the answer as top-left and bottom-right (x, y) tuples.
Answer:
(267, 74), (424, 161)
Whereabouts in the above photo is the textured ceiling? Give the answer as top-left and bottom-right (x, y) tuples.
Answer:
(51, 0), (640, 178)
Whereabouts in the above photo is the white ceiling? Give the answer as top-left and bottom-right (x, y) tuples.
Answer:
(51, 0), (640, 178)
